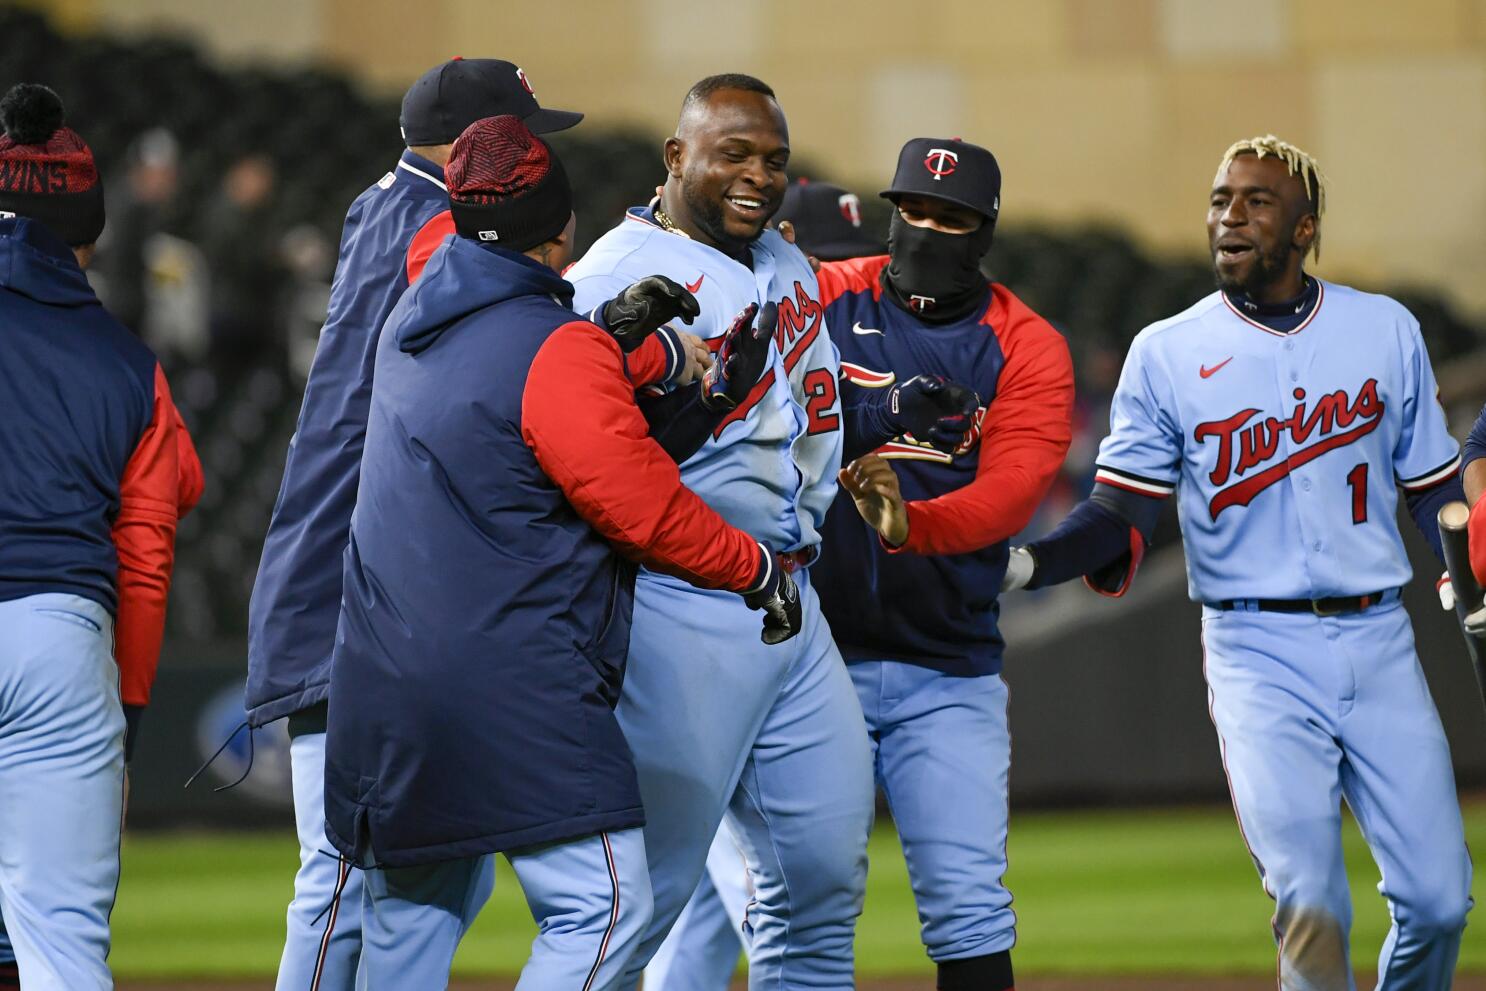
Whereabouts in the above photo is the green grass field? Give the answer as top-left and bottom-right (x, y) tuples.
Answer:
(110, 800), (1486, 979)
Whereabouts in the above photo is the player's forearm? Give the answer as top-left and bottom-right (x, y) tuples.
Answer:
(1023, 483), (1163, 591)
(113, 510), (176, 706)
(1405, 474), (1464, 566)
(841, 393), (901, 461)
(898, 463), (1050, 555)
(639, 386), (724, 464)
(523, 322), (763, 592)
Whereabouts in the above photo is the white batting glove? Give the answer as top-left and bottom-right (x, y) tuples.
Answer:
(1002, 546), (1035, 593)
(1438, 571), (1456, 612)
(1467, 603), (1486, 636)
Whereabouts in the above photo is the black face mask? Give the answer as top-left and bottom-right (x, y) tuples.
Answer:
(883, 211), (995, 321)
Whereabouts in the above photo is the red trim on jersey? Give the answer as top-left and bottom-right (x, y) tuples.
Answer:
(1399, 454), (1461, 492)
(113, 365), (202, 707)
(1093, 468), (1175, 498)
(522, 321), (761, 591)
(841, 361), (895, 388)
(815, 255), (888, 308)
(406, 209), (455, 284)
(888, 284), (1075, 556)
(1220, 280), (1326, 337)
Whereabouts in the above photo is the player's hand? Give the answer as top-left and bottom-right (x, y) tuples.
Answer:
(602, 275), (701, 352)
(742, 544), (803, 645)
(672, 331), (713, 386)
(1467, 603), (1486, 635)
(776, 221), (821, 273)
(1003, 546), (1036, 592)
(701, 301), (775, 411)
(887, 375), (981, 453)
(1439, 571), (1456, 612)
(839, 454), (909, 546)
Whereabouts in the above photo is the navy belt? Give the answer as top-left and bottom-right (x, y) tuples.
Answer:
(1207, 588), (1398, 617)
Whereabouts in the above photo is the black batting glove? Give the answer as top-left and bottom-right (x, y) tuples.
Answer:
(600, 275), (700, 352)
(887, 375), (981, 453)
(701, 301), (776, 411)
(741, 543), (803, 645)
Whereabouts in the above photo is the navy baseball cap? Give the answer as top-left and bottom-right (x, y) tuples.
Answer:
(400, 58), (582, 145)
(775, 179), (885, 261)
(880, 137), (1001, 221)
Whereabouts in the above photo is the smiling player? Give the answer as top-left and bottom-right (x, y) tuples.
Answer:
(1003, 136), (1473, 990)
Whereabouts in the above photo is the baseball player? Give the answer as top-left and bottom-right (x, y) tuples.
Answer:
(321, 114), (798, 990)
(566, 74), (883, 988)
(642, 176), (891, 991)
(0, 83), (202, 990)
(816, 138), (1073, 991)
(1000, 136), (1473, 990)
(245, 58), (586, 988)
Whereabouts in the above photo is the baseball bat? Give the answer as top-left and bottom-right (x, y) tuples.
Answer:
(1437, 501), (1486, 707)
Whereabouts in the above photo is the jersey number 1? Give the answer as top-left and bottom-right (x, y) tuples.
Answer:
(1347, 462), (1367, 525)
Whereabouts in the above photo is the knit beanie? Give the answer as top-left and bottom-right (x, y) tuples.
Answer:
(0, 84), (104, 246)
(445, 114), (571, 252)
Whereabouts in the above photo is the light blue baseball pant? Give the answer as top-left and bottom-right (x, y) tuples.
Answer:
(850, 660), (1015, 962)
(643, 826), (751, 990)
(1203, 600), (1473, 991)
(277, 728), (363, 990)
(616, 568), (874, 989)
(356, 828), (649, 991)
(0, 593), (126, 991)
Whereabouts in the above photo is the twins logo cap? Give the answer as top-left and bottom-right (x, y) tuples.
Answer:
(400, 58), (583, 146)
(880, 136), (1001, 222)
(775, 178), (885, 261)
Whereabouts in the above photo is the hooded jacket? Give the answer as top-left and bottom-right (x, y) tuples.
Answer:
(323, 236), (765, 866)
(0, 217), (202, 707)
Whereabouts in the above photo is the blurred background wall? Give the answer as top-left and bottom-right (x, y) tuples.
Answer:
(27, 0), (1486, 316)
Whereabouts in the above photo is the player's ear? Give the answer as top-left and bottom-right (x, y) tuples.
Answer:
(663, 136), (685, 180)
(1292, 212), (1318, 256)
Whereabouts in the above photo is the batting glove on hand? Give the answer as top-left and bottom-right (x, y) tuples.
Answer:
(887, 375), (980, 453)
(1467, 603), (1486, 636)
(701, 301), (776, 412)
(601, 275), (701, 353)
(1439, 571), (1456, 611)
(742, 543), (803, 645)
(1002, 546), (1036, 592)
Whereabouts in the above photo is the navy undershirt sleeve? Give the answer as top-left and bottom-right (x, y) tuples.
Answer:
(1464, 403), (1486, 472)
(639, 388), (722, 464)
(1024, 483), (1164, 589)
(843, 390), (900, 462)
(1405, 475), (1463, 567)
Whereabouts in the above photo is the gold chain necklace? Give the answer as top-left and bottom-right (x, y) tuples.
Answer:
(653, 207), (691, 239)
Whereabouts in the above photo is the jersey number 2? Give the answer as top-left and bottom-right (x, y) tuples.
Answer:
(1347, 462), (1367, 525)
(803, 368), (840, 435)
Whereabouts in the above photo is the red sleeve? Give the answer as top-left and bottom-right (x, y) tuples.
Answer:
(1469, 489), (1486, 587)
(172, 399), (204, 515)
(113, 364), (189, 707)
(522, 320), (763, 591)
(894, 293), (1075, 556)
(816, 256), (888, 307)
(623, 333), (671, 387)
(406, 209), (455, 284)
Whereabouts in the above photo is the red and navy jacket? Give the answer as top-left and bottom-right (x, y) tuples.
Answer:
(323, 236), (766, 866)
(812, 256), (1074, 676)
(247, 151), (680, 727)
(0, 216), (203, 707)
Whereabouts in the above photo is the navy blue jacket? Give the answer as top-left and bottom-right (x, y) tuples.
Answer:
(246, 151), (454, 727)
(0, 217), (202, 707)
(324, 241), (661, 866)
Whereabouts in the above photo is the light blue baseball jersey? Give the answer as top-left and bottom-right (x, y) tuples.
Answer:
(1095, 280), (1459, 603)
(567, 209), (842, 555)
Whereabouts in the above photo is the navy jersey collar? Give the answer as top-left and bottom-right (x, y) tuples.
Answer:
(397, 149), (447, 191)
(1222, 276), (1319, 334)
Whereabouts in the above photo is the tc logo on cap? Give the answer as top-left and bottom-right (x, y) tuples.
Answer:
(838, 193), (862, 227)
(478, 230), (500, 241)
(516, 67), (534, 95)
(924, 148), (959, 181)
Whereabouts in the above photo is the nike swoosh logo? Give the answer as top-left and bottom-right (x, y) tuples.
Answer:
(685, 275), (705, 293)
(851, 321), (883, 336)
(1200, 356), (1234, 379)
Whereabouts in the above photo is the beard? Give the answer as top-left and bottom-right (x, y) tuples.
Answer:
(681, 173), (751, 254)
(1214, 239), (1294, 297)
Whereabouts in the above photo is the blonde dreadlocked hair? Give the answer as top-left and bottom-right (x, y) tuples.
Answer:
(1216, 135), (1328, 260)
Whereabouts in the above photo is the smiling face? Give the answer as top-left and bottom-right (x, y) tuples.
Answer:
(663, 88), (790, 254)
(1207, 152), (1317, 301)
